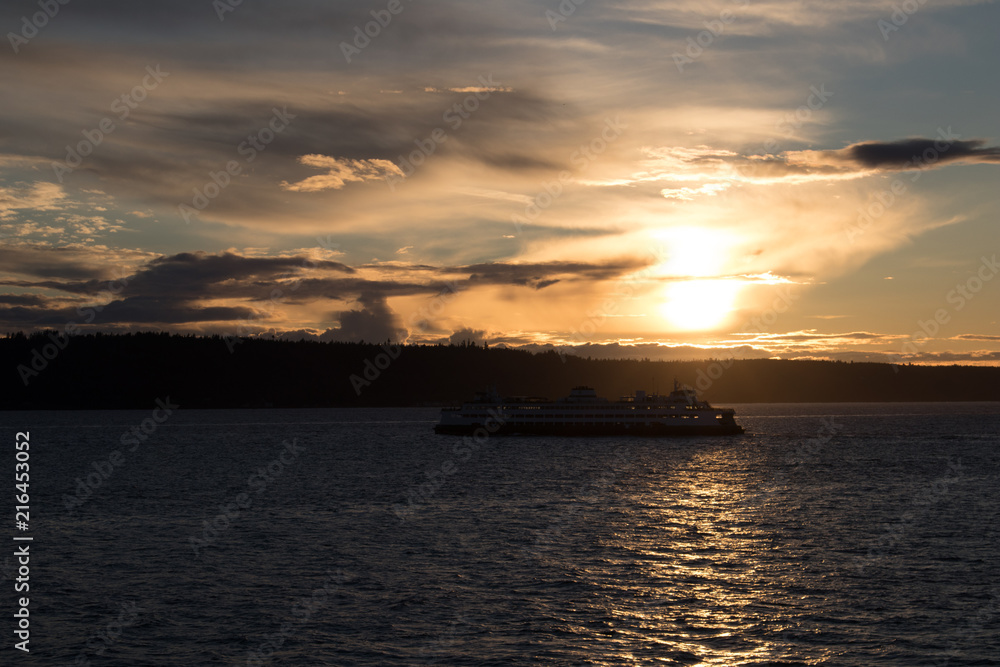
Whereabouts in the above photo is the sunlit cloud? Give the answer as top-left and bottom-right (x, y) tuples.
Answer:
(661, 182), (732, 200)
(0, 182), (66, 218)
(0, 0), (996, 363)
(424, 85), (515, 94)
(281, 155), (404, 192)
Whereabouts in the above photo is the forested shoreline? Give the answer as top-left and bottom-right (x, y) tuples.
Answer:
(3, 332), (999, 409)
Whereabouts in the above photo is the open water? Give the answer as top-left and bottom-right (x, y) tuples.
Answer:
(2, 402), (998, 665)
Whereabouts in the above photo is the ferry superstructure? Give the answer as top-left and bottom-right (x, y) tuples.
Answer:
(434, 382), (744, 436)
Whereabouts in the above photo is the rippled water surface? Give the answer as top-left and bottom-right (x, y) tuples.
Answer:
(3, 403), (999, 665)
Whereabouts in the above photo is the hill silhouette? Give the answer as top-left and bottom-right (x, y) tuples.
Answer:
(2, 331), (999, 409)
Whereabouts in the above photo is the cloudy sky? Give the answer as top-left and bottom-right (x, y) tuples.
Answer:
(2, 0), (998, 363)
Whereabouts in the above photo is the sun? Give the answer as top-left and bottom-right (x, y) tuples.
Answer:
(661, 280), (742, 331)
(645, 225), (745, 330)
(652, 226), (728, 277)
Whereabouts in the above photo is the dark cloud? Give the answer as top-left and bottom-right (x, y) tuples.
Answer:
(0, 248), (649, 335)
(0, 294), (50, 307)
(0, 279), (124, 297)
(474, 152), (563, 172)
(842, 138), (1000, 169)
(81, 297), (257, 325)
(743, 330), (896, 343)
(0, 297), (256, 328)
(274, 294), (408, 343)
(0, 1), (383, 52)
(785, 137), (1000, 173)
(447, 327), (489, 346)
(898, 350), (1000, 363)
(660, 136), (1000, 188)
(0, 249), (352, 329)
(458, 259), (647, 289)
(2, 250), (353, 299)
(323, 293), (407, 343)
(131, 252), (354, 296)
(0, 245), (128, 282)
(518, 342), (773, 362)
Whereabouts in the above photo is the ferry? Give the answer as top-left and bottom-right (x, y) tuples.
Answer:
(434, 381), (744, 436)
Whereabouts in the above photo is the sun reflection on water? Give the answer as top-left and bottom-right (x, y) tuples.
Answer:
(578, 445), (830, 666)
